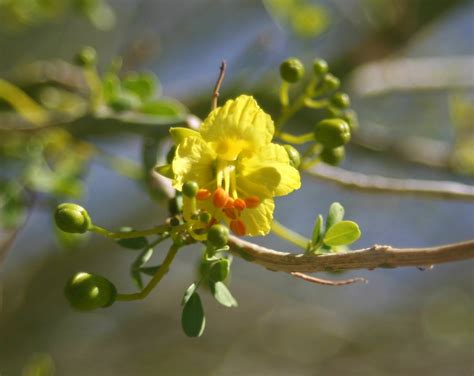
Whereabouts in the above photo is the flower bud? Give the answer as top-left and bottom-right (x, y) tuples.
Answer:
(283, 145), (301, 168)
(314, 118), (351, 148)
(74, 46), (97, 67)
(64, 272), (116, 311)
(320, 146), (345, 166)
(331, 92), (351, 109)
(312, 58), (328, 75)
(207, 224), (229, 248)
(182, 181), (199, 198)
(209, 259), (230, 282)
(55, 203), (91, 234)
(321, 74), (340, 91)
(280, 58), (305, 83)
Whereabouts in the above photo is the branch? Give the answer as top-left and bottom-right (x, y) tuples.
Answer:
(306, 164), (474, 201)
(228, 237), (474, 273)
(211, 60), (226, 110)
(349, 56), (474, 96)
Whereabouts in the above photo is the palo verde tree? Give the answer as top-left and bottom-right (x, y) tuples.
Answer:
(1, 45), (471, 337)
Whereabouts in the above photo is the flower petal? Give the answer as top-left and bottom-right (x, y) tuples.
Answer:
(238, 143), (301, 197)
(171, 136), (216, 190)
(199, 95), (274, 160)
(238, 198), (275, 236)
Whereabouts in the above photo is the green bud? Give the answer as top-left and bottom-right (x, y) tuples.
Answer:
(55, 203), (91, 234)
(313, 58), (328, 75)
(331, 92), (351, 108)
(283, 145), (301, 168)
(74, 46), (97, 67)
(207, 224), (229, 249)
(280, 58), (305, 83)
(168, 193), (183, 216)
(199, 212), (212, 224)
(166, 145), (176, 164)
(64, 272), (116, 311)
(209, 259), (230, 282)
(182, 181), (199, 198)
(320, 146), (345, 166)
(321, 74), (340, 92)
(314, 119), (351, 148)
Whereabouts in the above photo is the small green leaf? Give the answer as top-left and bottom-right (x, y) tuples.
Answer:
(154, 165), (174, 179)
(181, 292), (206, 337)
(117, 236), (148, 250)
(311, 214), (324, 245)
(122, 73), (158, 102)
(211, 281), (238, 308)
(132, 248), (154, 268)
(139, 265), (162, 276)
(130, 268), (143, 289)
(140, 99), (187, 117)
(326, 202), (344, 230)
(182, 283), (197, 305)
(323, 220), (361, 246)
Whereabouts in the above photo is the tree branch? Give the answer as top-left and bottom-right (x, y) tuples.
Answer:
(228, 237), (474, 273)
(306, 164), (474, 201)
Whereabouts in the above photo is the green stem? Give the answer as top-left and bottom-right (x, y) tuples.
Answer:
(277, 132), (314, 145)
(116, 243), (181, 301)
(271, 220), (310, 250)
(304, 98), (329, 109)
(279, 81), (290, 108)
(90, 224), (174, 239)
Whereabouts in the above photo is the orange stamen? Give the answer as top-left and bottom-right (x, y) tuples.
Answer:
(223, 208), (237, 220)
(234, 198), (246, 211)
(224, 198), (235, 209)
(230, 219), (246, 236)
(196, 189), (211, 200)
(244, 196), (260, 209)
(213, 187), (229, 208)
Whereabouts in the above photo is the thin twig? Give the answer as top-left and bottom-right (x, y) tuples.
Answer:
(229, 237), (474, 273)
(290, 272), (367, 286)
(211, 61), (227, 110)
(306, 164), (474, 201)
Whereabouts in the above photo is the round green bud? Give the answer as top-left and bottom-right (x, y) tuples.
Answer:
(55, 203), (91, 234)
(313, 58), (328, 75)
(314, 119), (351, 148)
(321, 74), (340, 91)
(209, 259), (230, 282)
(280, 58), (305, 83)
(182, 181), (199, 198)
(166, 145), (176, 164)
(283, 145), (301, 168)
(199, 212), (212, 224)
(331, 92), (351, 109)
(320, 146), (345, 166)
(64, 272), (116, 311)
(207, 224), (229, 249)
(74, 46), (97, 67)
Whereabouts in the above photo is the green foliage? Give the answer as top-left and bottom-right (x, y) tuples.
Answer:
(181, 291), (206, 337)
(307, 202), (361, 254)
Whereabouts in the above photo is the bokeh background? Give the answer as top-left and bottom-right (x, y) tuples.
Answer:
(0, 0), (473, 375)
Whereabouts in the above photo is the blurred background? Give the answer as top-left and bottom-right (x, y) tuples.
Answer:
(0, 0), (473, 375)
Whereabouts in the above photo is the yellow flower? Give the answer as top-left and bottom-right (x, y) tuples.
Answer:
(170, 95), (301, 236)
